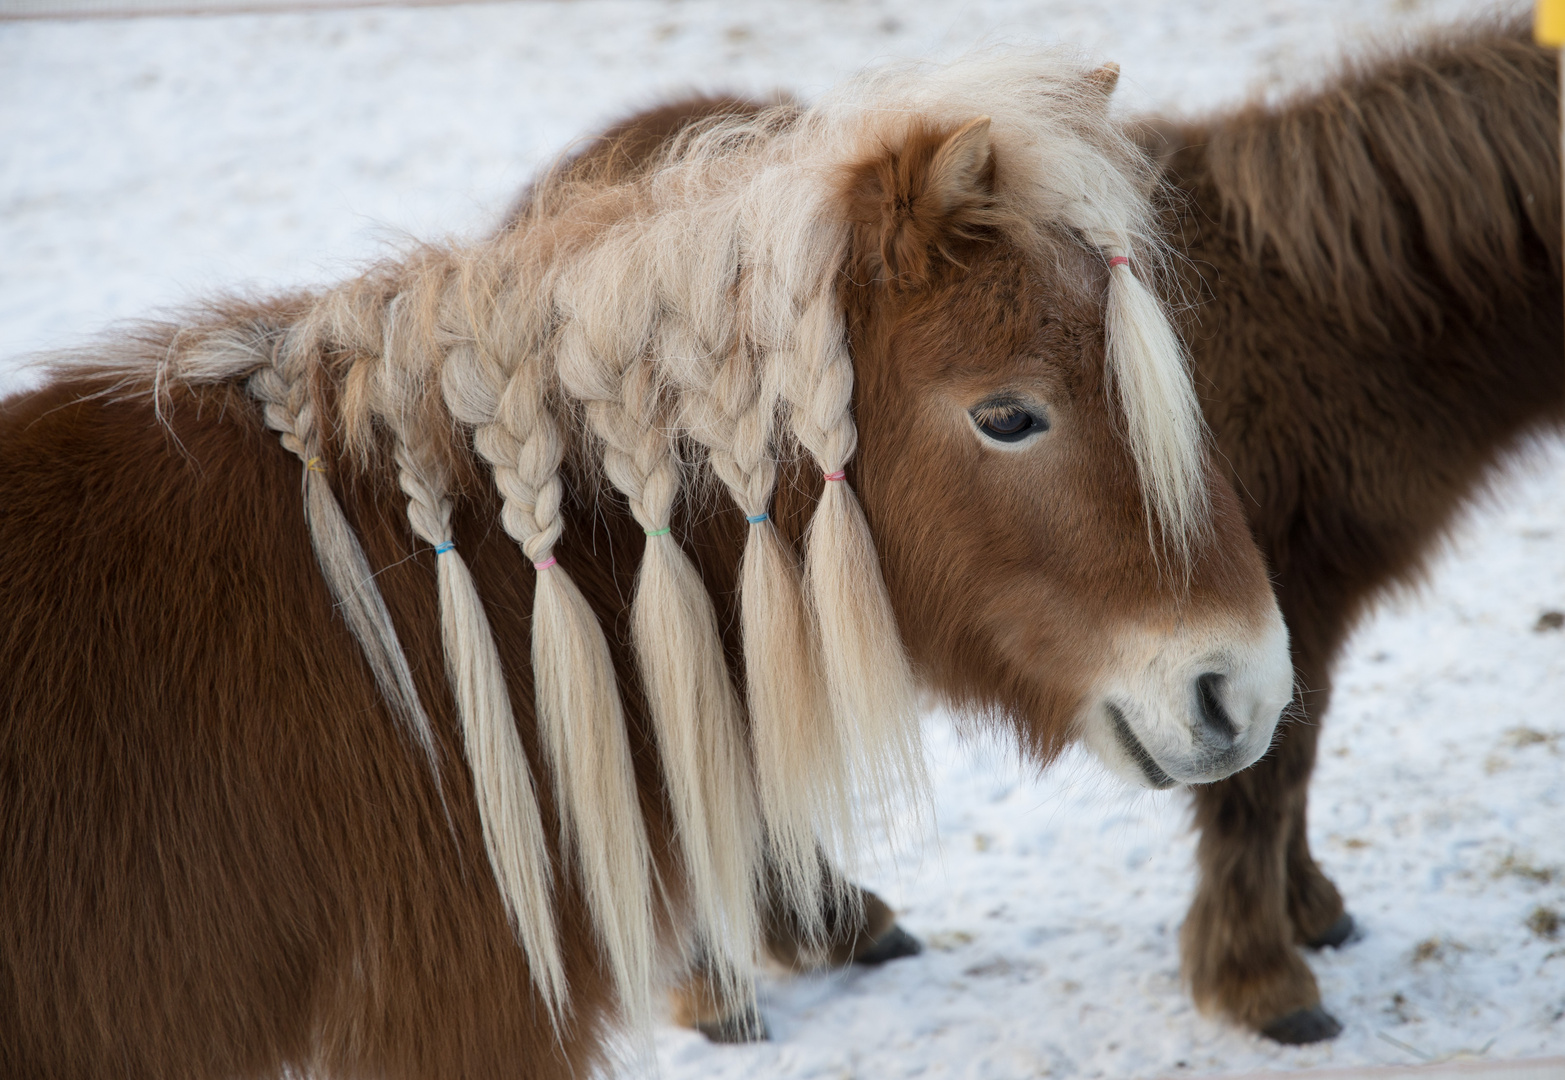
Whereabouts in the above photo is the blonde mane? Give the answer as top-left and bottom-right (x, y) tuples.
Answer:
(116, 47), (1208, 1030)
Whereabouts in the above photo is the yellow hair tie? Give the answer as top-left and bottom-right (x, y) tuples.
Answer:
(306, 457), (326, 474)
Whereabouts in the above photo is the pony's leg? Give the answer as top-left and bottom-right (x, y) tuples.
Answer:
(1287, 795), (1353, 949)
(669, 963), (769, 1044)
(1184, 703), (1344, 1044)
(1273, 666), (1353, 950)
(761, 882), (917, 971)
(668, 879), (921, 1043)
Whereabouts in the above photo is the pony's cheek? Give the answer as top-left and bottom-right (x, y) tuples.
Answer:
(981, 575), (1121, 694)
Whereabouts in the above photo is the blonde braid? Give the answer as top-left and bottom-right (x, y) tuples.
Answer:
(377, 298), (567, 1019)
(785, 283), (928, 831)
(670, 318), (847, 938)
(444, 312), (658, 1028)
(554, 295), (761, 1003)
(247, 336), (442, 784)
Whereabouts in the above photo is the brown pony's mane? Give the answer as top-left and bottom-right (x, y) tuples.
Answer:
(1188, 17), (1559, 339)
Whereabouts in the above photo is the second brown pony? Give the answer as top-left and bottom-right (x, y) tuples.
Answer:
(1154, 18), (1563, 1043)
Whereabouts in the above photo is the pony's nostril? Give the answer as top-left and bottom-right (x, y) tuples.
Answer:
(1195, 672), (1239, 745)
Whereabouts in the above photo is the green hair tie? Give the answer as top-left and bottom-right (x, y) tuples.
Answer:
(644, 526), (671, 538)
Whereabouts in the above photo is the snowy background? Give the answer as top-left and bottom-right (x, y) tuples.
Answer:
(2, 0), (1562, 1076)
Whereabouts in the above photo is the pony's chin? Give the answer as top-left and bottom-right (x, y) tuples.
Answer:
(1082, 707), (1273, 790)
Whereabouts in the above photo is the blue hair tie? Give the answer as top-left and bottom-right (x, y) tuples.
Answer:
(746, 512), (769, 525)
(434, 541), (455, 555)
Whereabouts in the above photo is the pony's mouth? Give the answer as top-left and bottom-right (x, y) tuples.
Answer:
(1107, 703), (1178, 789)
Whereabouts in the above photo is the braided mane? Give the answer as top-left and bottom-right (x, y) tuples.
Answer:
(79, 48), (1205, 1030)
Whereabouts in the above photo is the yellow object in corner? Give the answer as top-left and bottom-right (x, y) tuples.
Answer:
(1538, 0), (1565, 46)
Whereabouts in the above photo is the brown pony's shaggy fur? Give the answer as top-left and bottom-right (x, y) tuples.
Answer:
(1154, 18), (1563, 1042)
(566, 19), (1564, 1048)
(0, 353), (616, 1080)
(0, 58), (1292, 1077)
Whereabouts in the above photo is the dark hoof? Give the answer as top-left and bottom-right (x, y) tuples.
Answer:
(854, 923), (923, 966)
(1306, 912), (1357, 950)
(1260, 1005), (1343, 1045)
(695, 1005), (769, 1044)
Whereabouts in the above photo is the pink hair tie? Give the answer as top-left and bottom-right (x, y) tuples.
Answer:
(533, 556), (557, 571)
(1108, 255), (1131, 269)
(822, 469), (847, 482)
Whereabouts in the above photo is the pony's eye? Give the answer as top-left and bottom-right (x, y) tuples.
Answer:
(971, 402), (1047, 444)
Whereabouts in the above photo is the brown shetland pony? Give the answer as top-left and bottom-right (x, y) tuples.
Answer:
(0, 56), (1292, 1079)
(627, 18), (1563, 1050)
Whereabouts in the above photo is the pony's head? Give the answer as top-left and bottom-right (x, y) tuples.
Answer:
(829, 71), (1293, 790)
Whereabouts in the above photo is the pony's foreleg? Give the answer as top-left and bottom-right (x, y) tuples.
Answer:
(760, 880), (917, 972)
(668, 879), (920, 1043)
(1286, 783), (1354, 951)
(669, 961), (769, 1044)
(1183, 694), (1344, 1045)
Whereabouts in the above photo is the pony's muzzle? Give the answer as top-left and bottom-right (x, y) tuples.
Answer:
(1084, 615), (1293, 788)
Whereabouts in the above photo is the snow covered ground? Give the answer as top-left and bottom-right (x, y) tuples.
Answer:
(2, 0), (1561, 1076)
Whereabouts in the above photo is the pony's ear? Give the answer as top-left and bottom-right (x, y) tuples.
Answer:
(1083, 61), (1120, 99)
(841, 116), (998, 286)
